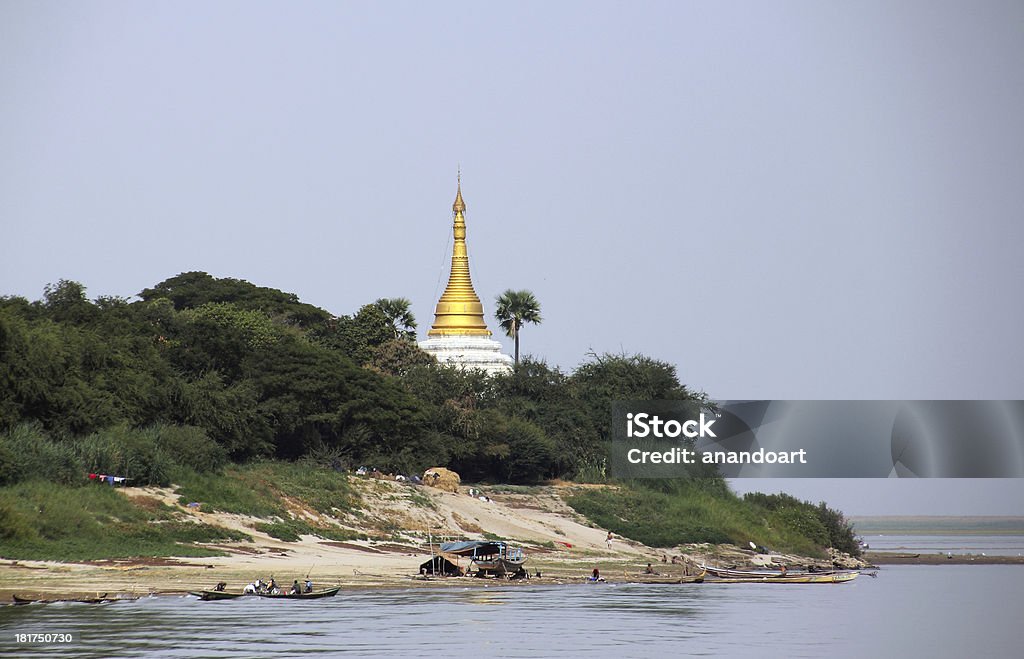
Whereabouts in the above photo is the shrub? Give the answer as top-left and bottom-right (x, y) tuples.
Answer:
(74, 424), (174, 486)
(153, 424), (227, 473)
(0, 423), (83, 485)
(254, 520), (309, 542)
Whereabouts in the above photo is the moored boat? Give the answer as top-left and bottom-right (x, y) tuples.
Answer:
(626, 568), (707, 584)
(701, 565), (851, 579)
(708, 571), (859, 584)
(440, 541), (528, 578)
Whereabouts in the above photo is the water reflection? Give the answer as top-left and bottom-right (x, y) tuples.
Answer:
(1, 568), (1021, 658)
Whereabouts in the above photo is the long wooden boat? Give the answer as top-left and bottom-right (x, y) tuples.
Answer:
(13, 593), (137, 605)
(189, 590), (247, 601)
(709, 571), (858, 584)
(256, 586), (340, 600)
(702, 565), (851, 579)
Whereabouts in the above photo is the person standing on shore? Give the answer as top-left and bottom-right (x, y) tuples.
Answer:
(606, 532), (613, 549)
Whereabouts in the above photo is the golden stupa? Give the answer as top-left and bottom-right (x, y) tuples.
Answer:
(419, 176), (513, 374)
(427, 177), (493, 337)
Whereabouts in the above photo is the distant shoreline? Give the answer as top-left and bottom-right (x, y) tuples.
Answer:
(865, 552), (1024, 565)
(851, 515), (1024, 533)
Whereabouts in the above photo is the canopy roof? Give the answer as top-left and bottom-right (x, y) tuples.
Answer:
(440, 541), (506, 556)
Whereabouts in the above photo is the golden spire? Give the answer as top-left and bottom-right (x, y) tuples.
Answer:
(428, 177), (492, 337)
(453, 171), (466, 213)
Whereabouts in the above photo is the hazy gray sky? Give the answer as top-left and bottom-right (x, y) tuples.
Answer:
(3, 1), (1022, 515)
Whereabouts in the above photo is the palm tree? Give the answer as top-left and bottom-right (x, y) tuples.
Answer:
(494, 289), (542, 366)
(374, 297), (417, 340)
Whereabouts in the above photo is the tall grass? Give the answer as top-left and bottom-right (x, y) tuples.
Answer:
(173, 465), (286, 518)
(0, 481), (249, 561)
(0, 422), (227, 488)
(0, 423), (81, 485)
(172, 461), (358, 518)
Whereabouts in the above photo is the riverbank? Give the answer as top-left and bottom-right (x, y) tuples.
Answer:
(0, 477), (871, 601)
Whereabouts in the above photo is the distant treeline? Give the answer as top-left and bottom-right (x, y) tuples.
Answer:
(0, 272), (709, 484)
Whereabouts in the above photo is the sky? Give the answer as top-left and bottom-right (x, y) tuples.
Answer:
(2, 1), (1022, 515)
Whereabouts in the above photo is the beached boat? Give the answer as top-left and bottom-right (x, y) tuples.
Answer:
(701, 565), (849, 579)
(189, 590), (247, 601)
(256, 586), (340, 599)
(440, 541), (528, 578)
(708, 571), (859, 584)
(626, 568), (707, 584)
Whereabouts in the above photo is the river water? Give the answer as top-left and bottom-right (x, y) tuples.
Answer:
(2, 565), (1022, 658)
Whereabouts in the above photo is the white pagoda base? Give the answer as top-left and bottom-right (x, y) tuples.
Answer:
(419, 336), (514, 375)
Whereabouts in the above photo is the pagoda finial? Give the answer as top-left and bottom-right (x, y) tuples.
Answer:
(453, 169), (466, 213)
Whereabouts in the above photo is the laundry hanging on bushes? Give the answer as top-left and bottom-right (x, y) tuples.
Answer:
(87, 473), (129, 486)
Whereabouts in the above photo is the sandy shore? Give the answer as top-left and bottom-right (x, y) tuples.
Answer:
(0, 544), (704, 601)
(4, 478), (975, 602)
(0, 480), (666, 601)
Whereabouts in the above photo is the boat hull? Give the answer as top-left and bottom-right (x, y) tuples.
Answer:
(190, 590), (246, 601)
(14, 594), (137, 604)
(257, 587), (340, 599)
(472, 558), (527, 577)
(702, 565), (856, 580)
(709, 572), (859, 584)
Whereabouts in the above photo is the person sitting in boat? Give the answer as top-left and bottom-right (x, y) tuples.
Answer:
(644, 563), (656, 574)
(243, 582), (257, 594)
(268, 578), (278, 594)
(304, 580), (313, 593)
(290, 580), (301, 595)
(214, 582), (227, 592)
(779, 565), (788, 576)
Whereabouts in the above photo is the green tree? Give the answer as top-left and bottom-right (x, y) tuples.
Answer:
(366, 339), (435, 377)
(494, 289), (542, 366)
(374, 298), (417, 340)
(140, 271), (329, 329)
(318, 304), (395, 366)
(43, 279), (96, 324)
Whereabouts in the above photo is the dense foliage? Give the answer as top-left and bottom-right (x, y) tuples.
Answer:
(0, 273), (707, 483)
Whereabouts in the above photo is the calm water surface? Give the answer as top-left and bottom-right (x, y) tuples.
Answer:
(2, 566), (1022, 658)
